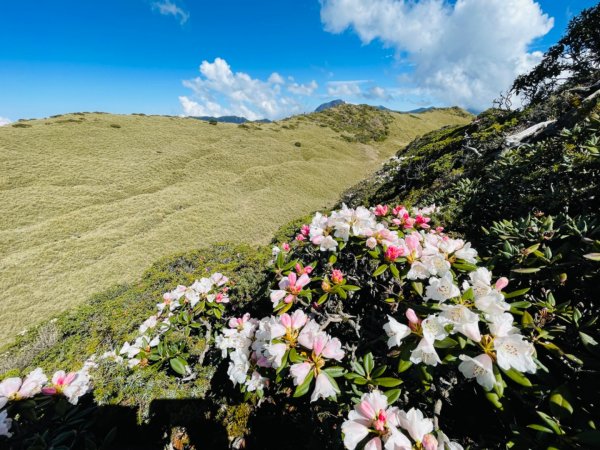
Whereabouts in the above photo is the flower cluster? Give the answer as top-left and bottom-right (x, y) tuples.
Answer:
(342, 390), (461, 450)
(0, 365), (92, 438)
(218, 310), (345, 402)
(384, 266), (537, 391)
(117, 273), (230, 373)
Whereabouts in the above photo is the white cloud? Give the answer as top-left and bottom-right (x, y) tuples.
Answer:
(0, 117), (12, 127)
(268, 72), (285, 84)
(288, 80), (318, 96)
(179, 58), (305, 120)
(326, 80), (366, 97)
(320, 0), (554, 110)
(152, 0), (189, 25)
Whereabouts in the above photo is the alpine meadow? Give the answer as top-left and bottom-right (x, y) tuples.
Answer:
(0, 107), (470, 342)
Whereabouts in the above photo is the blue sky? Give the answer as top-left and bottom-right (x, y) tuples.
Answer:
(0, 0), (597, 122)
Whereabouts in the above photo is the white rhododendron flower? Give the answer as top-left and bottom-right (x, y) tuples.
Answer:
(290, 361), (312, 386)
(383, 315), (411, 349)
(0, 368), (48, 407)
(227, 350), (250, 386)
(436, 430), (464, 450)
(422, 254), (451, 277)
(454, 242), (478, 263)
(494, 334), (537, 373)
(469, 268), (493, 298)
(0, 410), (12, 438)
(406, 261), (430, 280)
(341, 390), (411, 450)
(311, 373), (338, 402)
(458, 354), (496, 391)
(475, 290), (510, 317)
(246, 371), (267, 392)
(421, 316), (449, 342)
(319, 235), (338, 252)
(439, 304), (481, 342)
(424, 273), (460, 302)
(488, 313), (519, 338)
(411, 338), (441, 366)
(396, 407), (434, 443)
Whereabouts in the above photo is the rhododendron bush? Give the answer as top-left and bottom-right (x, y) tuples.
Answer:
(1, 203), (597, 448)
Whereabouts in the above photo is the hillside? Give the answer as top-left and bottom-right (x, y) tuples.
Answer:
(0, 107), (470, 343)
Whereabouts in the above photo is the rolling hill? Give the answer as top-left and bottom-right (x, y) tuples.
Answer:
(0, 106), (470, 343)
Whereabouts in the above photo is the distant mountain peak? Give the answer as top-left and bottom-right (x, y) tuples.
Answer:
(315, 99), (346, 112)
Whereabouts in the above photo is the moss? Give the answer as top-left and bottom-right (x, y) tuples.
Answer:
(218, 403), (253, 441)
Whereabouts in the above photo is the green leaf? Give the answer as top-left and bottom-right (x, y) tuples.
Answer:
(521, 311), (535, 328)
(324, 366), (346, 378)
(512, 267), (542, 274)
(389, 263), (400, 278)
(411, 281), (423, 297)
(289, 348), (304, 364)
(317, 293), (329, 305)
(583, 253), (600, 261)
(329, 254), (338, 264)
(323, 371), (341, 394)
(371, 365), (387, 379)
(434, 337), (458, 348)
(501, 368), (532, 387)
(579, 331), (599, 350)
(293, 370), (315, 397)
(374, 377), (403, 387)
(549, 390), (574, 417)
(536, 411), (562, 435)
(485, 392), (503, 410)
(503, 288), (530, 299)
(352, 376), (369, 385)
(169, 357), (187, 376)
(363, 353), (374, 375)
(509, 300), (532, 309)
(397, 346), (413, 373)
(350, 360), (365, 376)
(527, 424), (554, 434)
(373, 264), (389, 277)
(342, 285), (361, 291)
(384, 389), (401, 404)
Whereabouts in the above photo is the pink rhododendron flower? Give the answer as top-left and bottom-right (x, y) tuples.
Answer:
(415, 214), (431, 229)
(301, 224), (310, 236)
(422, 434), (439, 450)
(282, 242), (290, 252)
(295, 234), (306, 241)
(374, 204), (389, 216)
(331, 269), (344, 284)
(42, 370), (78, 396)
(385, 246), (404, 262)
(270, 272), (311, 306)
(393, 205), (408, 217)
(341, 391), (411, 450)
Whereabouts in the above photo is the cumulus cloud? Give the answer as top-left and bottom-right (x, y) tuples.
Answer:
(0, 117), (12, 127)
(179, 58), (305, 120)
(320, 0), (554, 110)
(152, 0), (189, 25)
(288, 80), (318, 96)
(326, 80), (366, 97)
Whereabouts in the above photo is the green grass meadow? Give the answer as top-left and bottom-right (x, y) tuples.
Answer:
(0, 108), (470, 344)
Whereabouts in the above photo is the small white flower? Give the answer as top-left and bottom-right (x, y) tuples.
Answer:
(245, 371), (267, 392)
(410, 338), (441, 366)
(439, 304), (481, 342)
(494, 334), (537, 374)
(0, 409), (12, 438)
(396, 407), (434, 442)
(458, 354), (495, 391)
(421, 315), (449, 342)
(227, 350), (250, 386)
(424, 273), (460, 302)
(310, 372), (338, 402)
(319, 235), (338, 252)
(383, 315), (411, 349)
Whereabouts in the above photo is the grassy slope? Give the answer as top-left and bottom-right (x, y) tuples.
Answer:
(0, 108), (470, 343)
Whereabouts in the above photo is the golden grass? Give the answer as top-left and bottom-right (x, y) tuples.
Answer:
(0, 109), (471, 343)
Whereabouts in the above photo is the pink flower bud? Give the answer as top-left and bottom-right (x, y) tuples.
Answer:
(301, 224), (310, 236)
(385, 246), (404, 262)
(495, 277), (509, 291)
(374, 205), (389, 216)
(331, 269), (344, 284)
(282, 243), (290, 252)
(422, 434), (439, 450)
(295, 234), (306, 241)
(357, 400), (376, 419)
(405, 308), (419, 324)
